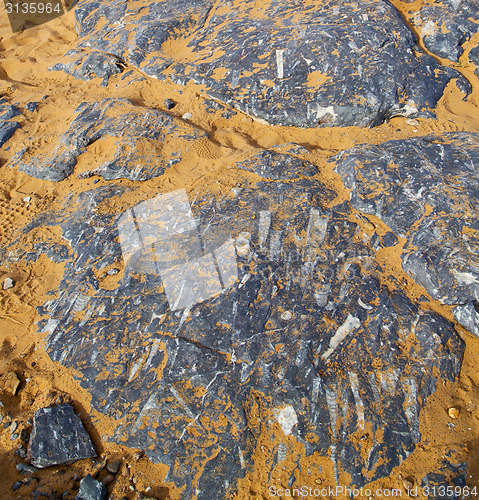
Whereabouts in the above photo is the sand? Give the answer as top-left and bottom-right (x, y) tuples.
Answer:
(0, 1), (479, 499)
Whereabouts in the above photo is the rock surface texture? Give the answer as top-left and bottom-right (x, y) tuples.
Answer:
(27, 404), (97, 468)
(333, 132), (479, 336)
(15, 148), (464, 497)
(0, 99), (21, 149)
(8, 98), (206, 181)
(1, 0), (478, 498)
(53, 0), (469, 127)
(401, 0), (479, 61)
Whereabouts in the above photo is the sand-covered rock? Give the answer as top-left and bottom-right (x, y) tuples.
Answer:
(400, 0), (479, 61)
(333, 132), (479, 335)
(12, 157), (463, 497)
(8, 98), (207, 181)
(0, 99), (21, 149)
(53, 0), (468, 127)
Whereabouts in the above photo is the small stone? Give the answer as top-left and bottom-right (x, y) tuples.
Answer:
(2, 277), (14, 289)
(164, 99), (176, 110)
(132, 451), (143, 461)
(106, 459), (121, 474)
(101, 474), (115, 487)
(448, 407), (460, 419)
(281, 310), (293, 321)
(76, 474), (108, 500)
(402, 477), (414, 490)
(25, 102), (39, 112)
(27, 404), (97, 468)
(12, 481), (23, 491)
(10, 421), (18, 434)
(182, 112), (193, 120)
(106, 269), (119, 276)
(16, 462), (38, 475)
(20, 428), (29, 442)
(11, 433), (19, 440)
(5, 371), (21, 396)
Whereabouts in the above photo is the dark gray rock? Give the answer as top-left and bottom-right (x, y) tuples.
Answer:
(52, 49), (124, 83)
(405, 0), (479, 61)
(452, 302), (479, 338)
(9, 152), (463, 498)
(0, 99), (21, 149)
(16, 462), (38, 474)
(55, 0), (467, 127)
(0, 100), (21, 121)
(8, 98), (206, 181)
(421, 458), (468, 500)
(27, 404), (97, 468)
(76, 474), (107, 500)
(25, 102), (39, 112)
(237, 150), (318, 180)
(334, 132), (479, 313)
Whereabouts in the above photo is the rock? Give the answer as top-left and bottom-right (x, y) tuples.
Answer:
(14, 156), (463, 498)
(402, 476), (415, 492)
(452, 302), (479, 338)
(0, 121), (20, 149)
(333, 132), (479, 313)
(237, 150), (318, 180)
(404, 1), (479, 61)
(25, 102), (39, 112)
(0, 99), (21, 148)
(4, 371), (21, 396)
(164, 99), (176, 110)
(101, 474), (115, 487)
(76, 474), (108, 500)
(52, 49), (124, 83)
(448, 407), (460, 419)
(8, 98), (207, 181)
(12, 481), (23, 491)
(106, 459), (121, 474)
(16, 462), (38, 475)
(2, 277), (15, 289)
(421, 458), (467, 500)
(55, 0), (467, 127)
(27, 404), (97, 468)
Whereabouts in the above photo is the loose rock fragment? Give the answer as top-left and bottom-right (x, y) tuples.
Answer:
(106, 459), (121, 474)
(27, 404), (97, 468)
(4, 371), (21, 396)
(448, 407), (460, 419)
(16, 463), (38, 475)
(76, 474), (108, 500)
(2, 277), (14, 290)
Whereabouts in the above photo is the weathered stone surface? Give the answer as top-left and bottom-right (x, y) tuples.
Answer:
(334, 133), (479, 327)
(404, 0), (479, 61)
(10, 151), (464, 497)
(52, 49), (124, 85)
(8, 98), (206, 181)
(421, 458), (468, 500)
(27, 404), (97, 468)
(236, 150), (318, 180)
(76, 474), (108, 500)
(54, 0), (467, 127)
(0, 99), (21, 149)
